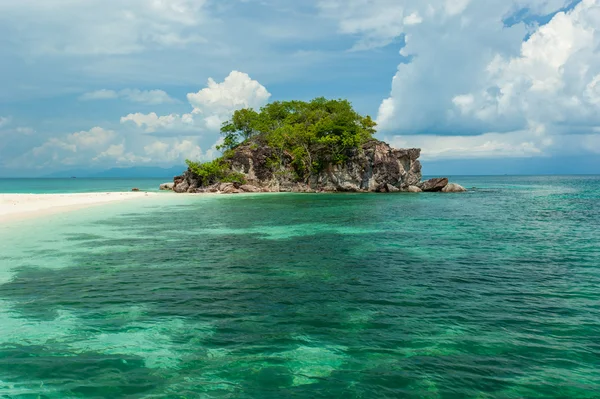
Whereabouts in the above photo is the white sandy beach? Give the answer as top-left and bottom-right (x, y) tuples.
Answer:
(0, 192), (159, 223)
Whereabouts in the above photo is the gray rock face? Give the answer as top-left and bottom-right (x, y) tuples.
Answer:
(173, 139), (438, 194)
(218, 139), (422, 193)
(308, 142), (421, 192)
(442, 183), (467, 193)
(240, 184), (262, 193)
(222, 186), (241, 194)
(159, 182), (175, 191)
(420, 178), (449, 192)
(386, 184), (401, 193)
(174, 179), (189, 193)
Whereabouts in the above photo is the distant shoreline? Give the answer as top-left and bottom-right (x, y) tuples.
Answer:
(0, 192), (161, 224)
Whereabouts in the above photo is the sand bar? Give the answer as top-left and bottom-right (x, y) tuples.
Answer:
(0, 192), (159, 223)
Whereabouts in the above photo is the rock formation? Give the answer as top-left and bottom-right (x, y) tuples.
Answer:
(419, 178), (449, 192)
(442, 183), (467, 193)
(171, 139), (465, 194)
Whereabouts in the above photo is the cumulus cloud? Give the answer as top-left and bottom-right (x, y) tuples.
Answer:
(454, 1), (600, 130)
(317, 0), (410, 50)
(23, 127), (117, 167)
(323, 0), (600, 159)
(92, 143), (150, 164)
(120, 112), (195, 133)
(80, 89), (176, 105)
(12, 70), (269, 170)
(385, 130), (547, 160)
(187, 71), (272, 118)
(13, 125), (210, 169)
(144, 139), (205, 163)
(121, 71), (271, 135)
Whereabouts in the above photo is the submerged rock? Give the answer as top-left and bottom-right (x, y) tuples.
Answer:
(420, 178), (449, 192)
(442, 183), (467, 193)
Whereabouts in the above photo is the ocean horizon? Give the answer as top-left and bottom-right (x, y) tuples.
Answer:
(1, 175), (599, 397)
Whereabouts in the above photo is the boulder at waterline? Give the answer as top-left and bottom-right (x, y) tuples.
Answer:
(240, 185), (262, 193)
(420, 178), (449, 192)
(442, 183), (467, 193)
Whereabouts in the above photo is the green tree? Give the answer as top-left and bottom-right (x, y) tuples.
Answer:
(189, 97), (377, 185)
(217, 109), (260, 152)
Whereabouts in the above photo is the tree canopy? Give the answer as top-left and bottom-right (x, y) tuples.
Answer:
(218, 97), (376, 180)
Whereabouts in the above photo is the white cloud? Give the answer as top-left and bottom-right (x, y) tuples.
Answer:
(120, 112), (194, 133)
(93, 143), (150, 164)
(0, 116), (10, 128)
(454, 1), (600, 127)
(386, 131), (547, 160)
(444, 0), (471, 16)
(13, 125), (208, 169)
(11, 71), (269, 170)
(403, 12), (423, 26)
(34, 127), (115, 154)
(19, 127), (117, 167)
(144, 139), (205, 163)
(121, 71), (271, 135)
(322, 0), (600, 159)
(0, 0), (209, 55)
(318, 0), (410, 50)
(187, 70), (272, 119)
(452, 94), (475, 115)
(80, 89), (176, 104)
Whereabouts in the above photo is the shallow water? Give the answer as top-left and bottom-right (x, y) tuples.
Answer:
(0, 176), (599, 398)
(0, 178), (168, 193)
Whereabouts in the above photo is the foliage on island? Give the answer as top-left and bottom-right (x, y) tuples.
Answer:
(186, 97), (377, 184)
(185, 159), (246, 186)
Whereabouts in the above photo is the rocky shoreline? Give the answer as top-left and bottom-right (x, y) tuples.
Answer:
(162, 139), (466, 195)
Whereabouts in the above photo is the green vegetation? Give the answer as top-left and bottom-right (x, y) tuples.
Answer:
(185, 159), (246, 186)
(187, 97), (377, 184)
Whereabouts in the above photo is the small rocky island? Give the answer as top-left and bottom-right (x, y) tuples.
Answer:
(164, 98), (465, 194)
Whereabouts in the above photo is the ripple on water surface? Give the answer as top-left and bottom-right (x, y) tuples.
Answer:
(0, 176), (600, 398)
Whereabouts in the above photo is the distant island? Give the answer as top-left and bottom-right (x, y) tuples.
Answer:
(166, 98), (465, 194)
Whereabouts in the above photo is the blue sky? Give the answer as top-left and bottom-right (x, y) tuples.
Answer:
(0, 0), (599, 177)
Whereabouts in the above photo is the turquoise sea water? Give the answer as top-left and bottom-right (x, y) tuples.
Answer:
(0, 178), (168, 193)
(0, 176), (599, 398)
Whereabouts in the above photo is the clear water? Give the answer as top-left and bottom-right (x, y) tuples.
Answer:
(0, 178), (169, 194)
(0, 176), (599, 398)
